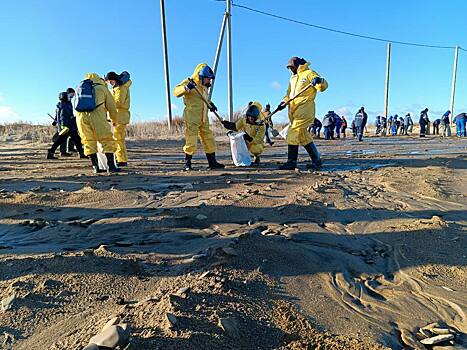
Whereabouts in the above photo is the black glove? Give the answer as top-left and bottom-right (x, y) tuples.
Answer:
(52, 121), (57, 126)
(186, 81), (196, 91)
(209, 102), (217, 113)
(311, 77), (323, 86)
(222, 120), (237, 131)
(243, 133), (253, 143)
(276, 101), (287, 111)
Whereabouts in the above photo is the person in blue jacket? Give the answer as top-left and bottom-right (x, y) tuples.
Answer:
(354, 107), (368, 141)
(334, 114), (342, 139)
(47, 92), (86, 159)
(380, 115), (387, 136)
(432, 118), (441, 135)
(441, 111), (451, 137)
(375, 115), (381, 135)
(322, 111), (335, 140)
(453, 113), (466, 137)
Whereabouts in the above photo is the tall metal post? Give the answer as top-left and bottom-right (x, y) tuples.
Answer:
(384, 42), (391, 119)
(449, 46), (459, 123)
(209, 13), (228, 100)
(160, 0), (172, 130)
(226, 0), (233, 121)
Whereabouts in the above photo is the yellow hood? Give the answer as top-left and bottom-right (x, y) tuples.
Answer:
(297, 62), (310, 74)
(190, 63), (208, 85)
(247, 101), (264, 123)
(84, 73), (105, 85)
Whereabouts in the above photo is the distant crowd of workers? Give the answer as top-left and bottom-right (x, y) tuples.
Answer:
(309, 108), (467, 141)
(45, 56), (466, 174)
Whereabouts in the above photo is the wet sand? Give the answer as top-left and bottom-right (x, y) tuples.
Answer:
(0, 134), (466, 349)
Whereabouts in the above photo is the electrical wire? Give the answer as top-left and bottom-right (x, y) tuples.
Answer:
(230, 2), (465, 50)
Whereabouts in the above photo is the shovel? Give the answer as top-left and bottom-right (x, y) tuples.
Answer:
(268, 81), (318, 137)
(188, 78), (224, 123)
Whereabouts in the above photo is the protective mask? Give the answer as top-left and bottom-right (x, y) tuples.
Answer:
(68, 94), (75, 100)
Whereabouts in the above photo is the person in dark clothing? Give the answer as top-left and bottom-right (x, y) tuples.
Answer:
(47, 92), (86, 159)
(351, 119), (356, 137)
(419, 108), (429, 137)
(334, 114), (342, 139)
(403, 113), (413, 135)
(375, 115), (382, 135)
(262, 104), (274, 146)
(432, 118), (441, 135)
(441, 110), (451, 137)
(322, 111), (335, 140)
(309, 117), (322, 138)
(341, 116), (348, 137)
(354, 107), (368, 141)
(380, 116), (387, 136)
(59, 88), (77, 154)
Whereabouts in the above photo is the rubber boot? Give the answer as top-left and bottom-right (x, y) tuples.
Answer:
(106, 153), (121, 173)
(184, 153), (193, 171)
(206, 153), (225, 169)
(89, 153), (106, 174)
(304, 142), (322, 170)
(279, 145), (298, 170)
(47, 149), (58, 160)
(116, 162), (128, 167)
(253, 156), (261, 165)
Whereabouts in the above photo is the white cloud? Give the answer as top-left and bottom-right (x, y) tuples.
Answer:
(336, 106), (353, 116)
(270, 81), (282, 90)
(0, 105), (21, 123)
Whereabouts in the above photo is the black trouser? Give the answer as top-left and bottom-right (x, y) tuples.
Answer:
(420, 123), (426, 136)
(50, 129), (84, 155)
(356, 125), (364, 141)
(433, 124), (439, 135)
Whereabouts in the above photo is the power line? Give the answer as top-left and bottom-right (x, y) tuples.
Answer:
(231, 2), (464, 50)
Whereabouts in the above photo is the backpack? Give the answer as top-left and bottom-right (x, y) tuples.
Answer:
(75, 79), (98, 112)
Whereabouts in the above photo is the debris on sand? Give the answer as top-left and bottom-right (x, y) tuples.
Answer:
(87, 323), (130, 349)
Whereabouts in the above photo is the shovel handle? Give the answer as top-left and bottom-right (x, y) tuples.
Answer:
(270, 82), (316, 119)
(188, 78), (224, 123)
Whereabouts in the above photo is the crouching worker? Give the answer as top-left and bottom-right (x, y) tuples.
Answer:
(222, 101), (266, 165)
(174, 63), (224, 171)
(75, 73), (120, 173)
(47, 92), (86, 159)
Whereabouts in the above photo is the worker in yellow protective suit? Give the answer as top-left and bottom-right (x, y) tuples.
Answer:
(276, 57), (328, 170)
(221, 101), (266, 165)
(105, 71), (132, 167)
(75, 73), (120, 173)
(174, 63), (224, 171)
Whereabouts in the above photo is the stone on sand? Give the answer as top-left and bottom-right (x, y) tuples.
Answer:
(218, 317), (240, 338)
(165, 312), (178, 330)
(420, 334), (454, 345)
(1, 295), (16, 312)
(222, 247), (238, 256)
(88, 324), (130, 348)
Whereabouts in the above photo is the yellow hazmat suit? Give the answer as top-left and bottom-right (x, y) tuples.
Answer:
(284, 62), (328, 146)
(76, 73), (118, 156)
(112, 79), (132, 162)
(235, 101), (266, 156)
(173, 63), (216, 156)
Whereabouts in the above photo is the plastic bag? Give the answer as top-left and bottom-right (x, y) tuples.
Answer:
(279, 123), (290, 140)
(96, 143), (111, 171)
(228, 131), (252, 166)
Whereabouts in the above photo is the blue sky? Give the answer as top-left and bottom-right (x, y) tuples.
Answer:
(1, 0), (467, 124)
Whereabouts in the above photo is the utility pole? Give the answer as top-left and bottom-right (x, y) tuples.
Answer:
(226, 0), (233, 121)
(384, 42), (391, 119)
(160, 0), (172, 130)
(209, 12), (227, 100)
(449, 46), (459, 123)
